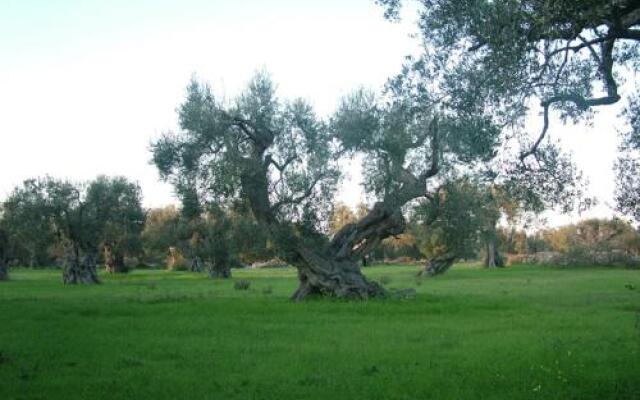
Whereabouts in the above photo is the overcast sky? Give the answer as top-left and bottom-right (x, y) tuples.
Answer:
(0, 0), (631, 227)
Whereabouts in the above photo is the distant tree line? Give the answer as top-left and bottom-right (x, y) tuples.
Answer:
(2, 174), (639, 284)
(0, 175), (275, 282)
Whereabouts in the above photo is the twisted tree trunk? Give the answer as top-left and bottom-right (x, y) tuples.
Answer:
(63, 246), (100, 284)
(289, 246), (385, 300)
(418, 252), (457, 277)
(238, 117), (439, 300)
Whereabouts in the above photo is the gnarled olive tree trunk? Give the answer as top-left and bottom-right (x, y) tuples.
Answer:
(418, 252), (457, 277)
(289, 246), (385, 300)
(63, 246), (100, 284)
(241, 152), (426, 300)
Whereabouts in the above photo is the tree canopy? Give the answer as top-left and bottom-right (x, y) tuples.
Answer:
(376, 0), (639, 212)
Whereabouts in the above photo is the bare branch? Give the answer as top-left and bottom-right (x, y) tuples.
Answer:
(270, 175), (323, 212)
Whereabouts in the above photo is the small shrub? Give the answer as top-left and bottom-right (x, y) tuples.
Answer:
(379, 275), (392, 286)
(234, 279), (251, 290)
(262, 286), (273, 295)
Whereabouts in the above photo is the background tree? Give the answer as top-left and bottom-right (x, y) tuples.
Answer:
(200, 205), (234, 278)
(412, 179), (487, 276)
(22, 178), (102, 284)
(152, 64), (515, 299)
(226, 203), (273, 265)
(328, 202), (357, 236)
(378, 0), (639, 203)
(85, 176), (145, 273)
(2, 183), (56, 267)
(141, 205), (181, 267)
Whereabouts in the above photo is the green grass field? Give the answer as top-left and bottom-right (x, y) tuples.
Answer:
(1, 265), (639, 399)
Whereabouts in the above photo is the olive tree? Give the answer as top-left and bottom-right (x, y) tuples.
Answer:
(85, 176), (145, 273)
(2, 183), (56, 267)
(3, 176), (145, 284)
(152, 66), (508, 299)
(141, 205), (181, 266)
(412, 179), (489, 276)
(14, 178), (103, 284)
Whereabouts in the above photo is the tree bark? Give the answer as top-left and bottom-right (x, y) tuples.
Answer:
(484, 239), (504, 268)
(63, 246), (100, 284)
(418, 252), (457, 277)
(289, 245), (385, 301)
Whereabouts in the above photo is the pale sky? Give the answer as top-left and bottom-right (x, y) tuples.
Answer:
(0, 0), (631, 227)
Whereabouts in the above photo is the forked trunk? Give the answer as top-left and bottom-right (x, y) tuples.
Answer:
(418, 252), (457, 277)
(63, 246), (100, 284)
(484, 239), (504, 268)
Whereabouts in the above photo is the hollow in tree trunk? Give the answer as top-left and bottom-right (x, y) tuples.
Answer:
(63, 246), (100, 284)
(418, 252), (457, 277)
(484, 239), (504, 268)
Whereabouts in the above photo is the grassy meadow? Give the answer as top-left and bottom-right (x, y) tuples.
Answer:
(0, 264), (639, 399)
